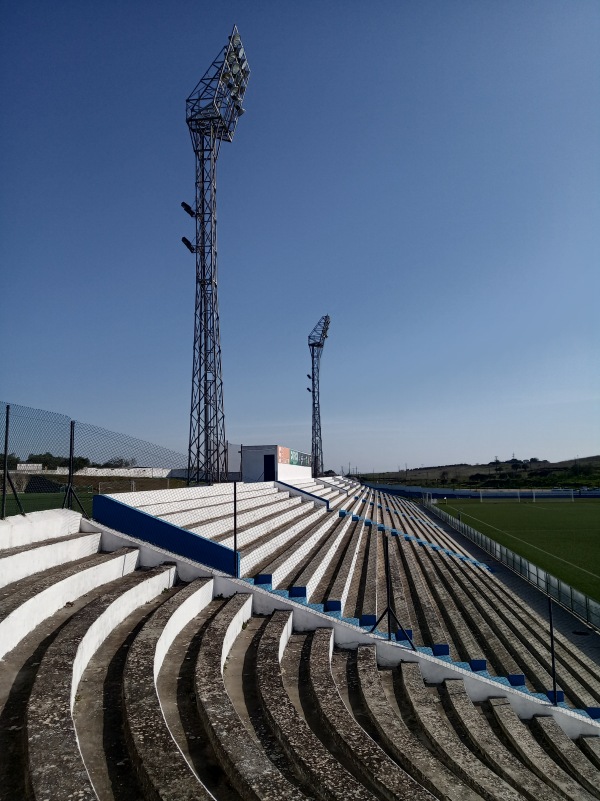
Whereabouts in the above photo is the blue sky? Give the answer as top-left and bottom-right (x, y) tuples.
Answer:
(2, 1), (599, 472)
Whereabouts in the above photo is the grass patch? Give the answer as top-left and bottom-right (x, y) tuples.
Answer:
(438, 498), (600, 601)
(3, 491), (94, 518)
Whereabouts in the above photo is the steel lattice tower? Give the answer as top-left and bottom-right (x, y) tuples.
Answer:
(183, 27), (250, 484)
(308, 315), (330, 477)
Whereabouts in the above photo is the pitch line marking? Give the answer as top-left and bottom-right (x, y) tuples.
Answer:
(446, 505), (600, 581)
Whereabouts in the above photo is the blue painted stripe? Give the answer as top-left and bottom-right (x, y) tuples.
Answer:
(93, 494), (239, 576)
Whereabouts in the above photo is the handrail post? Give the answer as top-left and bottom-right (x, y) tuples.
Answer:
(548, 595), (558, 705)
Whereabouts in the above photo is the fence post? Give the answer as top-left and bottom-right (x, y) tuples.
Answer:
(62, 421), (88, 518)
(1, 404), (9, 519)
(63, 420), (75, 510)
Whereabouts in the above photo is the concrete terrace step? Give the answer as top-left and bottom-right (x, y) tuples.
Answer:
(329, 519), (367, 617)
(0, 547), (139, 661)
(189, 496), (303, 539)
(240, 506), (329, 576)
(135, 485), (282, 518)
(27, 564), (176, 801)
(194, 594), (308, 801)
(456, 558), (596, 707)
(398, 662), (523, 801)
(162, 492), (294, 533)
(123, 577), (217, 800)
(308, 519), (358, 606)
(155, 592), (245, 801)
(441, 678), (564, 801)
(256, 610), (374, 800)
(307, 628), (434, 800)
(0, 531), (101, 590)
(394, 536), (451, 648)
(529, 714), (600, 797)
(216, 499), (312, 550)
(425, 551), (524, 679)
(287, 514), (355, 602)
(489, 698), (596, 801)
(355, 645), (481, 801)
(255, 512), (341, 589)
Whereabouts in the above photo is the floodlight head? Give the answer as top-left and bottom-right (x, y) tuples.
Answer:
(307, 387), (312, 392)
(308, 315), (331, 347)
(186, 25), (250, 144)
(307, 374), (312, 380)
(181, 201), (195, 217)
(182, 236), (195, 253)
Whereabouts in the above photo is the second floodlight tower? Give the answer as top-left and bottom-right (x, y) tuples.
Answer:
(307, 315), (330, 477)
(183, 26), (250, 484)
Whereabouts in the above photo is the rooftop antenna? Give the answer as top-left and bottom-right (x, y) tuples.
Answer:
(308, 315), (330, 477)
(182, 26), (250, 484)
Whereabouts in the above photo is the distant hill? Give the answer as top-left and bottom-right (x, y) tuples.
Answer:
(358, 455), (600, 489)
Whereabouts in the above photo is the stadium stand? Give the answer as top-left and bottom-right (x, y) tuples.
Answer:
(1, 479), (599, 800)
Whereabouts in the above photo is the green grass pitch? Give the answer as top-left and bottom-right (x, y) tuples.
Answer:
(439, 499), (600, 601)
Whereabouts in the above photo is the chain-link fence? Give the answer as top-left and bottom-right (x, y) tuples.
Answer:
(1, 401), (190, 519)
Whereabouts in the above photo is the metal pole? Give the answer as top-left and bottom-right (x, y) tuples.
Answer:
(385, 534), (392, 641)
(2, 404), (10, 519)
(548, 595), (558, 705)
(233, 480), (238, 578)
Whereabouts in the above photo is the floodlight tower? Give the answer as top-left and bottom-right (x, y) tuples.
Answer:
(307, 315), (330, 477)
(182, 26), (250, 484)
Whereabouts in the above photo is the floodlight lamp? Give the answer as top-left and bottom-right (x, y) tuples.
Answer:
(181, 236), (195, 253)
(237, 46), (245, 59)
(181, 201), (195, 217)
(227, 52), (236, 65)
(235, 105), (245, 116)
(307, 374), (312, 380)
(231, 33), (241, 47)
(307, 387), (312, 393)
(231, 62), (240, 75)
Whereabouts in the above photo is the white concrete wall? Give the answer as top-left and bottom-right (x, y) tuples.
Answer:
(277, 463), (312, 482)
(0, 509), (82, 550)
(44, 467), (185, 478)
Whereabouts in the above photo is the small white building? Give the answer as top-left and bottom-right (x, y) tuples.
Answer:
(240, 445), (312, 483)
(16, 463), (43, 472)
